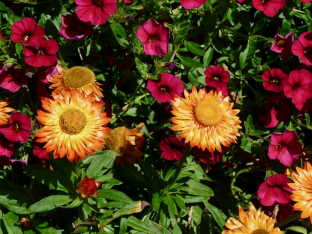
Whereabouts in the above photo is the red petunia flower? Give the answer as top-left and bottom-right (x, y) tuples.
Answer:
(258, 93), (291, 128)
(59, 14), (94, 40)
(0, 67), (28, 93)
(24, 37), (59, 68)
(270, 33), (294, 61)
(0, 112), (31, 142)
(261, 68), (288, 92)
(292, 32), (312, 66)
(36, 79), (52, 98)
(147, 73), (184, 102)
(300, 0), (311, 3)
(258, 174), (292, 206)
(268, 130), (303, 166)
(159, 137), (187, 161)
(193, 146), (227, 165)
(10, 17), (45, 46)
(136, 19), (171, 56)
(253, 0), (286, 17)
(237, 0), (245, 2)
(283, 69), (312, 108)
(76, 176), (102, 199)
(37, 62), (59, 84)
(180, 0), (206, 9)
(33, 141), (49, 160)
(0, 133), (14, 158)
(204, 65), (230, 96)
(75, 0), (117, 26)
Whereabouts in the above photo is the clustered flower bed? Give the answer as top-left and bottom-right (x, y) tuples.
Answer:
(0, 0), (312, 233)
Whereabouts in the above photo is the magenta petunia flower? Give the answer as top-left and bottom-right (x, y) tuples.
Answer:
(0, 112), (31, 143)
(0, 67), (28, 93)
(37, 62), (59, 84)
(75, 0), (117, 26)
(0, 134), (14, 158)
(253, 0), (286, 17)
(283, 69), (312, 108)
(300, 0), (311, 3)
(147, 73), (184, 102)
(258, 93), (291, 128)
(160, 137), (187, 161)
(24, 37), (59, 68)
(10, 17), (45, 46)
(204, 65), (230, 96)
(180, 0), (206, 9)
(261, 68), (288, 92)
(237, 0), (245, 2)
(268, 130), (303, 166)
(292, 32), (312, 66)
(270, 33), (294, 61)
(136, 19), (171, 56)
(33, 141), (49, 160)
(59, 14), (94, 40)
(257, 174), (292, 206)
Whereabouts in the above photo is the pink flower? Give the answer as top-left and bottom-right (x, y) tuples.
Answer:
(258, 93), (291, 128)
(268, 130), (303, 166)
(59, 14), (94, 40)
(33, 141), (49, 160)
(0, 33), (4, 42)
(292, 32), (312, 66)
(283, 69), (312, 108)
(253, 0), (286, 17)
(10, 17), (45, 46)
(160, 137), (187, 161)
(300, 0), (311, 3)
(37, 63), (58, 84)
(270, 33), (294, 61)
(180, 0), (206, 9)
(0, 134), (14, 157)
(0, 112), (31, 142)
(258, 174), (292, 206)
(261, 68), (288, 92)
(24, 37), (59, 68)
(147, 73), (184, 102)
(237, 0), (245, 2)
(204, 65), (230, 96)
(136, 19), (171, 56)
(75, 0), (117, 25)
(0, 67), (28, 93)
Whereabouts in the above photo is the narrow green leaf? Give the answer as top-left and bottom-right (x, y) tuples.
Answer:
(203, 47), (213, 67)
(110, 23), (126, 38)
(152, 192), (161, 211)
(0, 2), (6, 11)
(119, 218), (127, 234)
(287, 226), (307, 234)
(305, 113), (311, 127)
(176, 54), (203, 68)
(237, 10), (251, 32)
(127, 216), (152, 234)
(61, 197), (83, 209)
(239, 42), (249, 69)
(186, 41), (205, 56)
(164, 190), (177, 227)
(202, 199), (225, 229)
(173, 224), (182, 234)
(28, 195), (73, 213)
(3, 212), (19, 234)
(97, 189), (133, 203)
(148, 220), (171, 234)
(185, 181), (214, 196)
(15, 43), (23, 57)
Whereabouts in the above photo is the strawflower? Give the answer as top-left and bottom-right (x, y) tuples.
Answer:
(0, 98), (14, 125)
(292, 32), (312, 65)
(270, 33), (294, 61)
(76, 176), (102, 199)
(147, 73), (184, 103)
(180, 0), (206, 9)
(159, 137), (187, 161)
(136, 19), (171, 56)
(35, 89), (111, 162)
(171, 86), (242, 153)
(261, 68), (288, 92)
(205, 65), (230, 96)
(253, 0), (286, 17)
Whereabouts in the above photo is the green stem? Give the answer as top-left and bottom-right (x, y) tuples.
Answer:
(244, 133), (270, 141)
(136, 159), (158, 191)
(291, 118), (312, 130)
(244, 79), (259, 98)
(275, 212), (301, 228)
(18, 0), (53, 4)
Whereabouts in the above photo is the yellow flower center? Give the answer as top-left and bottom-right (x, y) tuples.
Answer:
(194, 99), (223, 126)
(270, 79), (279, 84)
(64, 66), (96, 89)
(107, 127), (126, 154)
(251, 229), (270, 234)
(276, 40), (285, 47)
(59, 108), (87, 135)
(149, 35), (160, 41)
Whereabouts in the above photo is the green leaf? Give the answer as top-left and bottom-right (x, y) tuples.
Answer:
(184, 181), (214, 196)
(176, 54), (203, 68)
(110, 23), (126, 38)
(203, 47), (213, 67)
(202, 199), (225, 229)
(61, 197), (83, 209)
(15, 43), (23, 57)
(192, 206), (203, 226)
(252, 18), (265, 34)
(164, 190), (177, 227)
(97, 189), (133, 203)
(28, 195), (73, 213)
(280, 19), (291, 37)
(0, 2), (6, 11)
(172, 224), (182, 234)
(287, 226), (307, 234)
(237, 10), (251, 32)
(185, 41), (205, 56)
(127, 216), (152, 234)
(152, 192), (161, 211)
(119, 218), (127, 234)
(148, 220), (171, 234)
(3, 212), (19, 234)
(305, 113), (311, 127)
(239, 42), (249, 69)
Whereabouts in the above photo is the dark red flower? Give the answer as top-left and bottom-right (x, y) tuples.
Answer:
(59, 14), (94, 40)
(204, 65), (230, 96)
(261, 68), (288, 92)
(193, 146), (227, 165)
(136, 19), (171, 56)
(10, 17), (45, 46)
(253, 0), (285, 17)
(270, 33), (294, 61)
(300, 0), (311, 3)
(283, 69), (312, 108)
(0, 133), (14, 157)
(292, 32), (312, 66)
(75, 0), (117, 25)
(0, 67), (28, 93)
(37, 63), (58, 84)
(258, 93), (291, 128)
(0, 112), (31, 142)
(24, 37), (59, 68)
(258, 174), (292, 206)
(268, 130), (303, 166)
(33, 141), (49, 160)
(147, 73), (184, 102)
(237, 0), (245, 2)
(0, 33), (4, 42)
(160, 137), (187, 161)
(180, 0), (206, 9)
(36, 79), (52, 98)
(76, 176), (102, 199)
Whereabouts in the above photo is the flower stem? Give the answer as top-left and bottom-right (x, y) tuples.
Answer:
(275, 212), (301, 228)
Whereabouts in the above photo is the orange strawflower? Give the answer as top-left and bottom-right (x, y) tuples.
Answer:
(35, 89), (111, 162)
(223, 206), (282, 234)
(107, 123), (145, 167)
(171, 86), (242, 153)
(76, 176), (102, 199)
(49, 66), (103, 101)
(288, 162), (312, 222)
(0, 98), (14, 125)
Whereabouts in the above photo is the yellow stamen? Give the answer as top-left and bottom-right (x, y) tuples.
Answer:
(64, 66), (96, 89)
(107, 127), (126, 154)
(251, 229), (270, 234)
(59, 108), (87, 135)
(194, 99), (223, 126)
